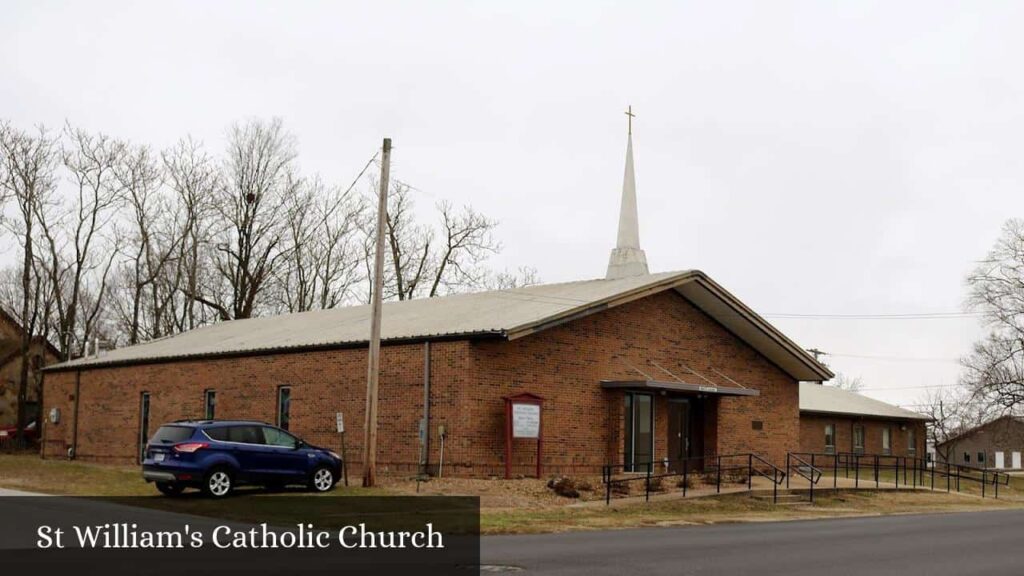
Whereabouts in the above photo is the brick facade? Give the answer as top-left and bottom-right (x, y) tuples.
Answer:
(936, 416), (1024, 469)
(42, 290), (801, 476)
(799, 413), (926, 458)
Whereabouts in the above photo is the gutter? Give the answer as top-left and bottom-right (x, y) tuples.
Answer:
(800, 409), (933, 422)
(42, 330), (506, 373)
(70, 370), (81, 460)
(419, 341), (431, 475)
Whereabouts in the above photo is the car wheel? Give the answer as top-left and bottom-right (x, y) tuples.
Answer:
(203, 467), (234, 498)
(309, 466), (336, 493)
(155, 482), (184, 496)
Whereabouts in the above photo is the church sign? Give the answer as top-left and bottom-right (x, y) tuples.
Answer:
(512, 403), (541, 438)
(504, 393), (544, 479)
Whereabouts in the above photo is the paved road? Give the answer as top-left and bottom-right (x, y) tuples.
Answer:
(481, 509), (1024, 576)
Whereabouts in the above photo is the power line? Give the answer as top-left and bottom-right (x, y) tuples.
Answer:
(857, 383), (961, 391)
(764, 312), (981, 320)
(825, 352), (961, 363)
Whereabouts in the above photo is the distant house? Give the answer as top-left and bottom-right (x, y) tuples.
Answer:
(799, 383), (931, 458)
(0, 308), (60, 427)
(935, 415), (1024, 470)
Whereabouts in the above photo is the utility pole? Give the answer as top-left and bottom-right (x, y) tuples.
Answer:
(363, 137), (391, 488)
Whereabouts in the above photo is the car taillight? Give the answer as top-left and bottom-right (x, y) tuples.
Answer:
(173, 442), (208, 453)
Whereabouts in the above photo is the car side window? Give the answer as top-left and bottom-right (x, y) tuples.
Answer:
(263, 426), (299, 449)
(227, 425), (265, 445)
(204, 427), (230, 441)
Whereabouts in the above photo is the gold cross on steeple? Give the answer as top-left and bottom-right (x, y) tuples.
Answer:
(625, 105), (635, 136)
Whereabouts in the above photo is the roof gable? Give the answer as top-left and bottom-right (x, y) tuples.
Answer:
(48, 270), (833, 380)
(935, 415), (1024, 448)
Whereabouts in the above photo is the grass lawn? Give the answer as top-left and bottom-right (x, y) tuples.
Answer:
(482, 489), (1024, 534)
(3, 454), (1023, 535)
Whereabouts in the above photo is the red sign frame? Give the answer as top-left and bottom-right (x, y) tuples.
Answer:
(504, 393), (543, 479)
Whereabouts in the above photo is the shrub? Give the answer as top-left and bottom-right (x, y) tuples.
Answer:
(546, 476), (581, 498)
(647, 476), (666, 493)
(611, 481), (631, 495)
(676, 475), (696, 489)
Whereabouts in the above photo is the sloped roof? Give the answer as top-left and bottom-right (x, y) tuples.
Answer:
(48, 270), (833, 380)
(0, 307), (61, 362)
(935, 415), (1024, 448)
(800, 382), (930, 421)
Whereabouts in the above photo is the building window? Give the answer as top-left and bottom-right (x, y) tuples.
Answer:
(139, 392), (151, 463)
(978, 452), (985, 465)
(624, 393), (654, 473)
(824, 424), (835, 454)
(204, 390), (216, 420)
(907, 429), (916, 455)
(964, 452), (970, 464)
(882, 427), (892, 455)
(853, 424), (865, 453)
(277, 386), (291, 431)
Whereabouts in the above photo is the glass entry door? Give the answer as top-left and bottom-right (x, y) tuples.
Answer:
(624, 393), (653, 472)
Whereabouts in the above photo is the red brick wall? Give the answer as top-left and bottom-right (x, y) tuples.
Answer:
(42, 290), (803, 476)
(799, 414), (926, 458)
(43, 341), (469, 476)
(461, 290), (799, 475)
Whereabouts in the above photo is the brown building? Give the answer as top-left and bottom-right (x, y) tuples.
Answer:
(935, 415), (1024, 470)
(41, 270), (834, 476)
(38, 124), (936, 478)
(0, 308), (60, 427)
(798, 383), (929, 459)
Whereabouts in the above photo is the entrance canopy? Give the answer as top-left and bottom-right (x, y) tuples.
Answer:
(601, 380), (759, 397)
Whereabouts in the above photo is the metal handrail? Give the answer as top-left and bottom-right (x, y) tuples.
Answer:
(785, 452), (824, 502)
(788, 451), (1013, 499)
(601, 453), (787, 505)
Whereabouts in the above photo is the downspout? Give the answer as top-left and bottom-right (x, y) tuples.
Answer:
(419, 342), (431, 475)
(70, 370), (81, 460)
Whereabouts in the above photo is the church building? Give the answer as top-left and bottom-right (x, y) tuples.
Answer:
(43, 114), (855, 477)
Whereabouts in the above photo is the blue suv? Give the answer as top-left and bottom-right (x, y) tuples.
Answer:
(142, 420), (343, 498)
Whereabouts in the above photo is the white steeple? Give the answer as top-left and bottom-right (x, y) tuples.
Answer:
(606, 106), (649, 279)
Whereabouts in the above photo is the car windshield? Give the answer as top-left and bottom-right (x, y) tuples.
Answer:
(149, 425), (193, 444)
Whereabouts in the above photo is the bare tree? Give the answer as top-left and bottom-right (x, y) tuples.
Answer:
(488, 266), (541, 290)
(36, 125), (124, 359)
(112, 143), (183, 344)
(428, 201), (500, 297)
(204, 118), (298, 320)
(829, 373), (864, 392)
(381, 181), (433, 301)
(963, 219), (1024, 410)
(0, 121), (58, 442)
(276, 177), (366, 312)
(918, 387), (990, 464)
(377, 181), (505, 301)
(162, 137), (219, 332)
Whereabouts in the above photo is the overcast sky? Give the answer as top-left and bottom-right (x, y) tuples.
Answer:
(3, 1), (1023, 409)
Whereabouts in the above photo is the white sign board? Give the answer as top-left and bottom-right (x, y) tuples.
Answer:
(335, 412), (344, 433)
(512, 403), (540, 439)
